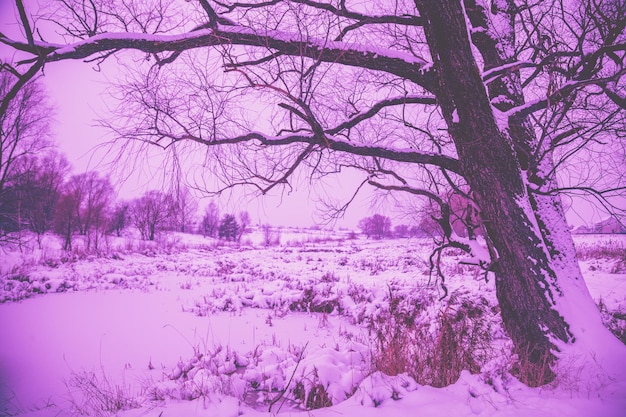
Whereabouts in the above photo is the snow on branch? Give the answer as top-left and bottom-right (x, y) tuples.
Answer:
(367, 180), (443, 203)
(216, 0), (425, 27)
(1, 26), (434, 89)
(481, 60), (535, 84)
(504, 73), (626, 121)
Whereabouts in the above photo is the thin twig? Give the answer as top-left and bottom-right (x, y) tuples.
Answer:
(268, 341), (308, 413)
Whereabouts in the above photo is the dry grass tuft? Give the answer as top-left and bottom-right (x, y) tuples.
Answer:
(597, 299), (626, 345)
(66, 370), (140, 416)
(370, 288), (495, 387)
(576, 239), (625, 261)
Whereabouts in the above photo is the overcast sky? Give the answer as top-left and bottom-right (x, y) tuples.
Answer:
(0, 1), (619, 229)
(0, 1), (384, 228)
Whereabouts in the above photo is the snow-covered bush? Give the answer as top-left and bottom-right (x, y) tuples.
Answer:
(286, 343), (369, 409)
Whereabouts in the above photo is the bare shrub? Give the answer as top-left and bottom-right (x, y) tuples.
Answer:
(509, 345), (555, 388)
(262, 224), (280, 247)
(320, 271), (339, 283)
(157, 233), (185, 253)
(289, 286), (340, 314)
(370, 288), (494, 387)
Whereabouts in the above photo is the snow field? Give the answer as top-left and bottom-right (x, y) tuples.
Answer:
(0, 232), (625, 416)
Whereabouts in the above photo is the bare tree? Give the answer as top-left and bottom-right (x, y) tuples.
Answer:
(18, 152), (69, 247)
(54, 190), (79, 251)
(0, 71), (53, 244)
(237, 210), (251, 241)
(393, 224), (410, 238)
(3, 0), (626, 385)
(130, 190), (175, 241)
(200, 200), (220, 237)
(108, 201), (130, 237)
(0, 155), (39, 235)
(172, 186), (198, 233)
(358, 214), (392, 240)
(64, 172), (114, 250)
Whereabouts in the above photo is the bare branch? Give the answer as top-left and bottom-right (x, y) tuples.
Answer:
(602, 84), (626, 109)
(0, 60), (45, 125)
(215, 0), (424, 27)
(1, 27), (433, 89)
(15, 0), (35, 46)
(506, 73), (626, 121)
(140, 128), (461, 174)
(327, 95), (436, 135)
(367, 180), (443, 204)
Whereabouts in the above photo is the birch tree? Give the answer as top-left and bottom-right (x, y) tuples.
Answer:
(2, 0), (625, 386)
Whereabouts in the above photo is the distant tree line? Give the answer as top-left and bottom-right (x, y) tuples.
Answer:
(359, 194), (480, 240)
(0, 74), (211, 249)
(0, 154), (252, 249)
(0, 73), (244, 248)
(358, 214), (424, 239)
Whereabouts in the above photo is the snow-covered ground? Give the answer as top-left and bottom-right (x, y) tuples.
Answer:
(1, 231), (625, 417)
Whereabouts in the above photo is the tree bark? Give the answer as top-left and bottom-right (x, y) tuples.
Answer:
(414, 0), (574, 385)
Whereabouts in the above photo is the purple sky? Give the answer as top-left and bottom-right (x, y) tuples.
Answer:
(41, 63), (376, 227)
(0, 2), (379, 228)
(0, 1), (617, 229)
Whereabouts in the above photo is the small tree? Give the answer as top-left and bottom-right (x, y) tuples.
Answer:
(218, 214), (239, 241)
(64, 172), (114, 250)
(200, 201), (219, 238)
(25, 152), (69, 246)
(262, 224), (280, 247)
(237, 211), (251, 241)
(54, 192), (80, 251)
(358, 214), (392, 240)
(130, 190), (175, 241)
(172, 186), (198, 233)
(108, 202), (129, 237)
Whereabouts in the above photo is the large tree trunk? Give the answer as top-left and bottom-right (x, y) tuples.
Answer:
(414, 0), (624, 386)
